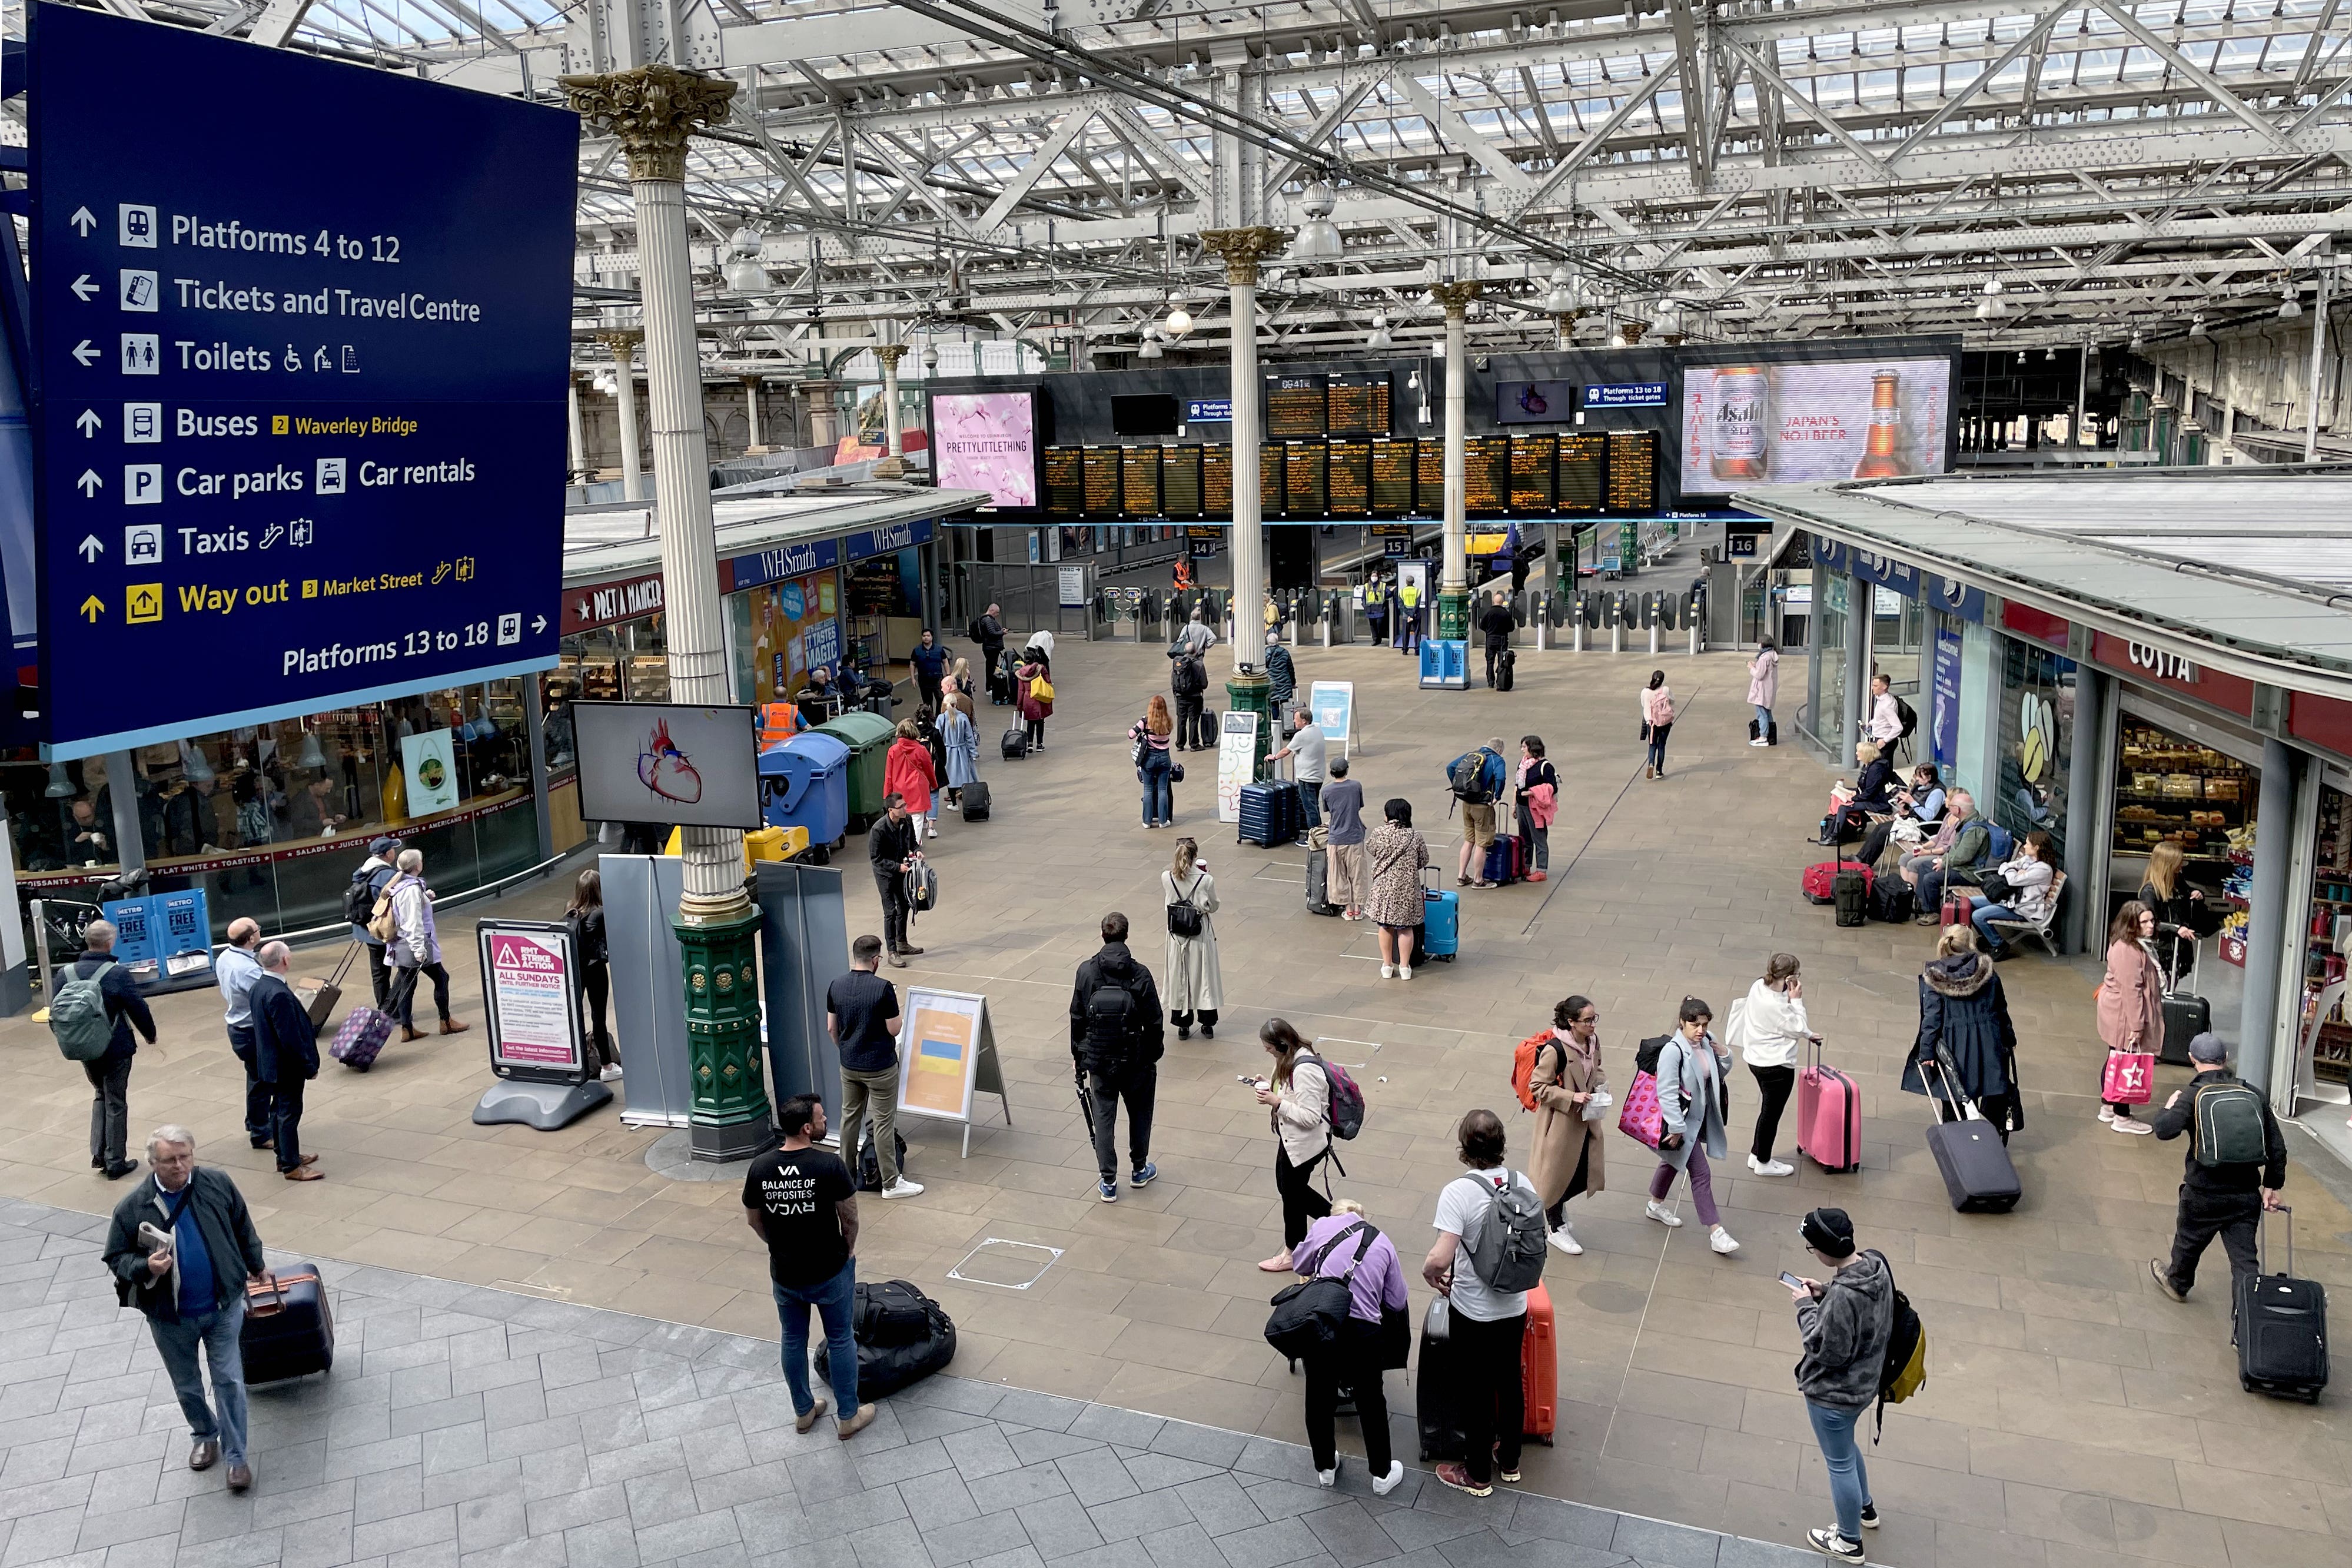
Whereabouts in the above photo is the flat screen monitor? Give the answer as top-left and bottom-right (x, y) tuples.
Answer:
(1161, 446), (1204, 519)
(574, 701), (763, 829)
(1284, 443), (1327, 517)
(1111, 394), (1181, 438)
(1260, 442), (1286, 517)
(929, 390), (1039, 509)
(1607, 430), (1659, 513)
(1264, 374), (1328, 438)
(1416, 441), (1446, 515)
(1558, 433), (1607, 513)
(1328, 374), (1392, 436)
(1201, 444), (1234, 519)
(1510, 434), (1557, 513)
(1081, 445), (1122, 516)
(1464, 436), (1510, 516)
(1495, 380), (1578, 425)
(1121, 447), (1163, 517)
(1042, 447), (1083, 516)
(1370, 438), (1414, 516)
(1326, 438), (1371, 516)
(1680, 356), (1954, 489)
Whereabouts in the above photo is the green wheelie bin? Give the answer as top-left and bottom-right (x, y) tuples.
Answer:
(815, 709), (896, 832)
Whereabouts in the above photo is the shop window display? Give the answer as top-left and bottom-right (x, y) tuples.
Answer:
(2105, 712), (2253, 1052)
(1995, 638), (2072, 861)
(2301, 786), (2352, 1094)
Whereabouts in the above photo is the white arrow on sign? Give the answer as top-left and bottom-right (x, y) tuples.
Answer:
(71, 340), (99, 367)
(78, 536), (103, 563)
(70, 275), (99, 303)
(531, 615), (547, 634)
(69, 207), (97, 237)
(75, 410), (102, 438)
(75, 470), (102, 498)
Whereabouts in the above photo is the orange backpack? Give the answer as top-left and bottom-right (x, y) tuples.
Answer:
(1510, 1030), (1557, 1112)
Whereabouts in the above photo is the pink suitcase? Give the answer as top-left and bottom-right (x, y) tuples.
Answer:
(1796, 1038), (1861, 1174)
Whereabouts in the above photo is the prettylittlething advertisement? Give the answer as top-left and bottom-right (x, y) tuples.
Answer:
(932, 393), (1038, 509)
(1683, 357), (1952, 489)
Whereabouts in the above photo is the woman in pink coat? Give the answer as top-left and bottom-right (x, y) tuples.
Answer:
(883, 720), (939, 840)
(1746, 637), (1780, 746)
(2095, 901), (2163, 1135)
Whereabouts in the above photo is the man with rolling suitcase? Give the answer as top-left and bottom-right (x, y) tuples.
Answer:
(2148, 1031), (2285, 1305)
(101, 1127), (268, 1492)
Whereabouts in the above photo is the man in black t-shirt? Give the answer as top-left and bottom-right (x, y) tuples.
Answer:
(1478, 591), (1516, 688)
(828, 935), (919, 1198)
(741, 1094), (873, 1439)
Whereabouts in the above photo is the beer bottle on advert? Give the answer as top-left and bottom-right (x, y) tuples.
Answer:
(1710, 367), (1768, 481)
(1852, 368), (1909, 479)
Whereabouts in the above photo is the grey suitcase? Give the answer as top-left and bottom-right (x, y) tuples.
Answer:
(1305, 847), (1340, 916)
(1924, 1062), (2021, 1213)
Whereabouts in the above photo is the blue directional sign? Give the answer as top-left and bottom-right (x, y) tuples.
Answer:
(28, 8), (576, 758)
(1582, 382), (1669, 408)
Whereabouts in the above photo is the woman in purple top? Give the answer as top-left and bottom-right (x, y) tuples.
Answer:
(1292, 1199), (1410, 1494)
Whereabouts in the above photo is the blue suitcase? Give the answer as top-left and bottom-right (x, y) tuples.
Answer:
(1238, 780), (1300, 847)
(1481, 833), (1524, 885)
(1421, 875), (1460, 962)
(241, 1263), (334, 1383)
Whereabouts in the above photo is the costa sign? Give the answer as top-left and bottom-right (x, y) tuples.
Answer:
(2089, 630), (2253, 717)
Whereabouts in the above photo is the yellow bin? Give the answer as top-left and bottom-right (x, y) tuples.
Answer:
(661, 825), (809, 869)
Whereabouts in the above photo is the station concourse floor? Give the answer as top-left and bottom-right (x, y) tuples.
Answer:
(2, 632), (2348, 1568)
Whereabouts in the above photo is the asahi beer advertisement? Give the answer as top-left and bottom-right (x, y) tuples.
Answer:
(1682, 357), (1953, 489)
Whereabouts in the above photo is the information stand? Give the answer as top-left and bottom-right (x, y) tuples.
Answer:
(1215, 710), (1261, 822)
(471, 918), (610, 1130)
(893, 988), (1012, 1157)
(1308, 681), (1356, 758)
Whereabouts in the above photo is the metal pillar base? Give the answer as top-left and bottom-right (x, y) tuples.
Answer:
(1573, 622), (1586, 653)
(1225, 669), (1273, 781)
(472, 1078), (613, 1131)
(1688, 625), (1702, 657)
(1648, 624), (1661, 656)
(1611, 625), (1625, 654)
(678, 906), (772, 1162)
(1435, 589), (1470, 642)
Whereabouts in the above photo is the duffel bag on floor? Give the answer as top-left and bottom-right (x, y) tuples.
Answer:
(853, 1279), (939, 1347)
(816, 1282), (956, 1397)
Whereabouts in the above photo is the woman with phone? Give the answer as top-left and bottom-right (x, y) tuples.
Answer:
(1645, 997), (1740, 1255)
(1253, 1019), (1333, 1273)
(1726, 955), (1816, 1177)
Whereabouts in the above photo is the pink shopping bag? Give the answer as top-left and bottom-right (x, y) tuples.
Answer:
(2101, 1051), (2155, 1106)
(1617, 1068), (1663, 1149)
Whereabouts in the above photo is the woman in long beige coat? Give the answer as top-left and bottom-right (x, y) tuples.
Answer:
(2095, 901), (2163, 1136)
(1527, 994), (1607, 1256)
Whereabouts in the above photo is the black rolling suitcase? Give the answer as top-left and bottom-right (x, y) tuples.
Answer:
(1237, 780), (1300, 847)
(1305, 848), (1340, 916)
(1001, 727), (1029, 760)
(1414, 1299), (1466, 1462)
(960, 780), (991, 822)
(2159, 940), (2210, 1067)
(241, 1263), (335, 1383)
(1495, 649), (1516, 692)
(2235, 1206), (2329, 1402)
(1923, 1063), (2021, 1214)
(1833, 858), (1870, 928)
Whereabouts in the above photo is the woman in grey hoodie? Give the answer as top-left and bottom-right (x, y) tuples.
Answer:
(1788, 1207), (1895, 1562)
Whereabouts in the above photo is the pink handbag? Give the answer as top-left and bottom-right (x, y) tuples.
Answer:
(1617, 1068), (1664, 1149)
(2101, 1050), (2155, 1106)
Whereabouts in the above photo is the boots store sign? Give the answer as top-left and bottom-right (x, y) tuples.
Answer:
(2089, 631), (2256, 718)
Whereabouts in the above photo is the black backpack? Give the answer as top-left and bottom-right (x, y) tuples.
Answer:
(1449, 750), (1496, 805)
(1086, 979), (1145, 1063)
(1172, 655), (1207, 697)
(1894, 696), (1918, 740)
(1264, 1221), (1377, 1361)
(341, 866), (380, 926)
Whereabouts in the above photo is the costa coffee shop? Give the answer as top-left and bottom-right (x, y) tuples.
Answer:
(1738, 470), (2352, 1167)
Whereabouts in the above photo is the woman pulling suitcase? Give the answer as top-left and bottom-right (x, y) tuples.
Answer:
(1901, 926), (2024, 1141)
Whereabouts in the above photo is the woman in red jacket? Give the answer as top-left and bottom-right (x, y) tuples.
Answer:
(883, 719), (939, 842)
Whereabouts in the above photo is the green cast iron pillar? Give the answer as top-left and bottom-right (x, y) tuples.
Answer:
(1226, 668), (1273, 781)
(677, 908), (769, 1158)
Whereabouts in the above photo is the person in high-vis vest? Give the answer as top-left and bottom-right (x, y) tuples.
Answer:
(1364, 577), (1389, 646)
(759, 702), (806, 750)
(1397, 579), (1422, 653)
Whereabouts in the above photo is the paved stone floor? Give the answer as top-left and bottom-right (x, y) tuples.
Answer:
(0, 1195), (1819, 1568)
(2, 624), (2349, 1568)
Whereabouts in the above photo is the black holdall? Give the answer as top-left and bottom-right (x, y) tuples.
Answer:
(1264, 1220), (1378, 1361)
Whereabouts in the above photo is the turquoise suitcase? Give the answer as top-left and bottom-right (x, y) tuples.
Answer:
(1422, 875), (1460, 962)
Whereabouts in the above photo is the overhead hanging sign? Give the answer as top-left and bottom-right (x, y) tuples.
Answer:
(26, 8), (576, 758)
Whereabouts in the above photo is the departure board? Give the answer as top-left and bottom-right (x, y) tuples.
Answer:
(1510, 434), (1557, 513)
(1121, 447), (1162, 518)
(1202, 444), (1234, 519)
(1558, 433), (1607, 513)
(1370, 438), (1415, 516)
(1082, 445), (1122, 516)
(1044, 447), (1084, 516)
(1261, 442), (1286, 516)
(1327, 438), (1371, 516)
(1464, 436), (1511, 516)
(1416, 441), (1446, 514)
(1161, 446), (1204, 519)
(1264, 374), (1328, 438)
(1285, 443), (1328, 517)
(1607, 430), (1659, 513)
(1328, 374), (1393, 436)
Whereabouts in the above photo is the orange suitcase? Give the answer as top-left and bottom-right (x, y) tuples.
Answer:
(1521, 1280), (1557, 1443)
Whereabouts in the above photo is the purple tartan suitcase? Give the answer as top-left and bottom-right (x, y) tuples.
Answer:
(329, 1006), (394, 1071)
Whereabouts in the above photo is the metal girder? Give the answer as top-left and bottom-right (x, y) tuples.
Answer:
(1516, 66), (1677, 211)
(2091, 3), (2305, 154)
(248, 0), (314, 46)
(1886, 5), (2069, 166)
(1667, 0), (1712, 189)
(976, 109), (1097, 231)
(1393, 75), (1537, 192)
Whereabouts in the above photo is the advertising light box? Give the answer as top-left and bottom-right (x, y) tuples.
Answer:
(930, 390), (1039, 509)
(1683, 356), (1953, 490)
(573, 700), (763, 829)
(27, 7), (576, 758)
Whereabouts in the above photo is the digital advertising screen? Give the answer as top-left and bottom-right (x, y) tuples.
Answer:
(1327, 439), (1371, 516)
(930, 391), (1039, 509)
(1496, 380), (1579, 424)
(1681, 356), (1954, 490)
(1121, 447), (1163, 518)
(1161, 446), (1204, 519)
(1370, 438), (1416, 516)
(1043, 447), (1083, 516)
(1559, 433), (1607, 513)
(574, 701), (763, 829)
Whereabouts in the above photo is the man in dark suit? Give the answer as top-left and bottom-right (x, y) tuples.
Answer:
(250, 942), (323, 1181)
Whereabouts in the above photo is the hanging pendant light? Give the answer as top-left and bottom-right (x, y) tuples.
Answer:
(1366, 311), (1393, 350)
(1542, 265), (1579, 316)
(181, 742), (215, 788)
(1164, 294), (1194, 338)
(295, 726), (328, 770)
(1135, 326), (1164, 360)
(2279, 279), (2303, 318)
(1285, 180), (1343, 263)
(44, 761), (73, 799)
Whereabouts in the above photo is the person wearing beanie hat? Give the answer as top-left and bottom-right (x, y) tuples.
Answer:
(2147, 1032), (2285, 1304)
(346, 836), (403, 1011)
(1786, 1206), (1893, 1562)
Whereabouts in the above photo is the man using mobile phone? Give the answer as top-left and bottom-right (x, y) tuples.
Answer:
(100, 1127), (268, 1492)
(1784, 1208), (1893, 1563)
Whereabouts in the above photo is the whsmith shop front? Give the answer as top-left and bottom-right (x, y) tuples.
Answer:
(1740, 470), (2352, 1164)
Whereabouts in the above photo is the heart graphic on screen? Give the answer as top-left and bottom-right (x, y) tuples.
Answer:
(637, 720), (705, 805)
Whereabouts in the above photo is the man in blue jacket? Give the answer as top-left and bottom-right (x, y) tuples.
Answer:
(101, 1127), (268, 1491)
(1449, 740), (1509, 889)
(72, 919), (157, 1180)
(250, 941), (324, 1181)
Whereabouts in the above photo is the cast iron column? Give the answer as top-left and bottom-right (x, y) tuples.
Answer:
(1430, 280), (1482, 642)
(1201, 227), (1284, 779)
(602, 331), (646, 501)
(566, 65), (768, 1161)
(873, 344), (909, 479)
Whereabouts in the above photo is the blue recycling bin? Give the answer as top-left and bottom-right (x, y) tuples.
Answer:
(1418, 637), (1468, 690)
(760, 732), (849, 862)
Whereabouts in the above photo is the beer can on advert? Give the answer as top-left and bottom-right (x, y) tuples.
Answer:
(1712, 366), (1768, 482)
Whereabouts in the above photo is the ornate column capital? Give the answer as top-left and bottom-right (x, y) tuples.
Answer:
(873, 344), (909, 371)
(1198, 226), (1287, 288)
(561, 65), (738, 183)
(1428, 279), (1485, 317)
(600, 329), (641, 360)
